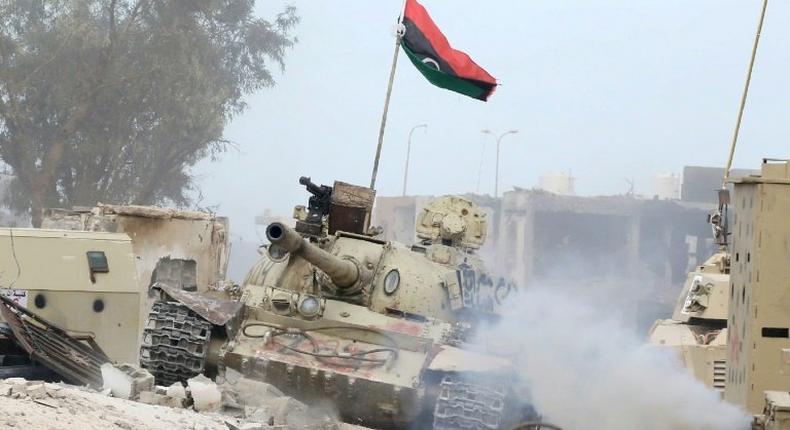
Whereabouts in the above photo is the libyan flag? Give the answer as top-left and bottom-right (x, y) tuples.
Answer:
(401, 0), (497, 101)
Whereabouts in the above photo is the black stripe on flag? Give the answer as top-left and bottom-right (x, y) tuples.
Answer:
(402, 17), (458, 77)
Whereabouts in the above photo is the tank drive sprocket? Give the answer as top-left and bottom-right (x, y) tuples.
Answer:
(140, 301), (212, 386)
(433, 375), (507, 430)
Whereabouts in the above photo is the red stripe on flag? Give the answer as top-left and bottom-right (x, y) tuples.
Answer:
(403, 0), (496, 85)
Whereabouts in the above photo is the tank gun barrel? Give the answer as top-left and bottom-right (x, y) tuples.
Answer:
(266, 222), (359, 288)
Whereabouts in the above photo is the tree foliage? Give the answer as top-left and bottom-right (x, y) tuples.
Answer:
(0, 0), (298, 224)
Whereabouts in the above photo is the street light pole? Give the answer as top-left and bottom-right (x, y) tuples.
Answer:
(482, 129), (519, 198)
(402, 124), (427, 196)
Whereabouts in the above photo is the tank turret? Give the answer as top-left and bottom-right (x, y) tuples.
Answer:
(415, 195), (487, 249)
(673, 250), (729, 321)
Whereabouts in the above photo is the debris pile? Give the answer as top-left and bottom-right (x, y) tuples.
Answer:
(0, 368), (358, 430)
(0, 376), (235, 430)
(213, 368), (340, 430)
(101, 363), (155, 400)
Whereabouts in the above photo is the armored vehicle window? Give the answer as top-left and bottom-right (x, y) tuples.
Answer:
(87, 251), (109, 283)
(87, 251), (109, 273)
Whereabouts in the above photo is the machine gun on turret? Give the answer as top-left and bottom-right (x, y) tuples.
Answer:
(294, 176), (332, 237)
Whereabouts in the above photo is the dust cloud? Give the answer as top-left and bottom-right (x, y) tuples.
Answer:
(476, 285), (750, 430)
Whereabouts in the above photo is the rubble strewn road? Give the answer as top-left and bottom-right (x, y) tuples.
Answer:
(0, 377), (237, 430)
(0, 377), (371, 430)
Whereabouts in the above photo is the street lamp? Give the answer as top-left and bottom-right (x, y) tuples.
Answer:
(402, 124), (427, 196)
(481, 129), (519, 198)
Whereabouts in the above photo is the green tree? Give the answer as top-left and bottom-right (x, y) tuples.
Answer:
(0, 0), (298, 225)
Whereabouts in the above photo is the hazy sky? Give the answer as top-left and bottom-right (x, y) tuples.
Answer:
(194, 1), (790, 241)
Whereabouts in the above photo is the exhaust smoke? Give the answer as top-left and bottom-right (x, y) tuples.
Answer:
(475, 286), (750, 430)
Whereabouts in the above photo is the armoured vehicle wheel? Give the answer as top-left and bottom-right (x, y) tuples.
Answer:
(432, 375), (508, 430)
(140, 301), (212, 386)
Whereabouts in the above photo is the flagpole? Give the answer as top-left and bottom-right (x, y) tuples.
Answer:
(370, 0), (409, 190)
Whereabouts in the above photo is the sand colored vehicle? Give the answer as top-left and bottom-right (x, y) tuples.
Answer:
(140, 177), (538, 430)
(647, 249), (729, 391)
(0, 229), (143, 366)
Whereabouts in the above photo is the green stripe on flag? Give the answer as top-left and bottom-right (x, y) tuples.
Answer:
(402, 45), (490, 101)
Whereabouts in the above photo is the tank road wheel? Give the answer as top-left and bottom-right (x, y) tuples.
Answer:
(433, 375), (507, 430)
(140, 301), (212, 386)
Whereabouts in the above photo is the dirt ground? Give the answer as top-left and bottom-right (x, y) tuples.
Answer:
(0, 379), (371, 430)
(0, 384), (240, 430)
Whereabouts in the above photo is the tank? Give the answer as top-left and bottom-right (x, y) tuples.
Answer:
(140, 177), (537, 430)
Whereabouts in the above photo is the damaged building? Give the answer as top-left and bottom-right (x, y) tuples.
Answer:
(373, 167), (739, 328)
(493, 190), (712, 288)
(375, 191), (713, 288)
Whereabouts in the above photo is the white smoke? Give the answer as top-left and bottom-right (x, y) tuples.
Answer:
(476, 286), (751, 430)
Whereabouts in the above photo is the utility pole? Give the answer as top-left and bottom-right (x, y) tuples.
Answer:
(481, 129), (519, 197)
(402, 124), (427, 196)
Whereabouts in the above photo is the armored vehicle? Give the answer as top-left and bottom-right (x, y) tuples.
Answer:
(647, 249), (729, 391)
(0, 229), (143, 365)
(141, 177), (535, 429)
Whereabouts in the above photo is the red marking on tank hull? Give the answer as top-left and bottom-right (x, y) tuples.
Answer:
(379, 321), (422, 337)
(252, 336), (382, 379)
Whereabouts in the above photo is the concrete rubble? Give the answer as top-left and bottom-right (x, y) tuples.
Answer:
(188, 374), (222, 412)
(0, 376), (242, 430)
(214, 368), (339, 429)
(101, 363), (155, 400)
(0, 365), (368, 430)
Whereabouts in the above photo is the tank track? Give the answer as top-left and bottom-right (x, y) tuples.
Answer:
(140, 301), (212, 386)
(433, 375), (507, 430)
